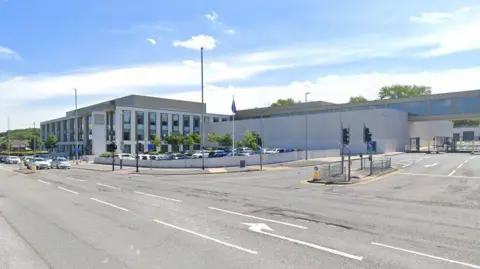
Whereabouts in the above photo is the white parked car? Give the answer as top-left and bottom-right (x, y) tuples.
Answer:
(27, 157), (51, 170)
(6, 156), (21, 164)
(51, 157), (71, 169)
(114, 154), (135, 160)
(191, 152), (209, 158)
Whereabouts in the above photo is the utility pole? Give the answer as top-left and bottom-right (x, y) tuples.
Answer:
(7, 116), (10, 156)
(74, 88), (79, 164)
(136, 113), (139, 173)
(305, 92), (310, 160)
(33, 122), (36, 158)
(200, 47), (205, 170)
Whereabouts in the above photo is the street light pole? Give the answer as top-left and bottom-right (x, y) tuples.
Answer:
(200, 47), (205, 170)
(74, 88), (79, 164)
(305, 92), (310, 160)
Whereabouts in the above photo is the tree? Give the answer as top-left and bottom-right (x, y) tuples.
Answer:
(452, 119), (480, 127)
(207, 132), (222, 144)
(44, 135), (58, 152)
(182, 134), (196, 149)
(270, 98), (300, 107)
(236, 130), (262, 150)
(164, 133), (183, 148)
(28, 135), (41, 150)
(151, 135), (161, 151)
(349, 96), (368, 103)
(218, 133), (233, 148)
(378, 84), (432, 100)
(191, 132), (201, 144)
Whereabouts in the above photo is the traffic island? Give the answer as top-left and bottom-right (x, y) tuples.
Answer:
(305, 166), (398, 185)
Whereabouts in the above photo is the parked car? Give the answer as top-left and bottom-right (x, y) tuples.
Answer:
(51, 157), (71, 169)
(27, 157), (51, 170)
(167, 154), (187, 160)
(138, 154), (149, 160)
(6, 156), (21, 164)
(155, 154), (169, 160)
(192, 151), (209, 158)
(23, 156), (34, 166)
(265, 148), (285, 154)
(0, 156), (7, 163)
(208, 150), (227, 158)
(114, 154), (135, 160)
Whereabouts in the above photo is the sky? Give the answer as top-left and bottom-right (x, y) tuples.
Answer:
(1, 0), (480, 131)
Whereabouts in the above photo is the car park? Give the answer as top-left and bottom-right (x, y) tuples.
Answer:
(51, 157), (71, 169)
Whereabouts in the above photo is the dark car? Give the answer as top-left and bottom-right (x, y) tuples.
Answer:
(0, 156), (6, 163)
(208, 150), (227, 158)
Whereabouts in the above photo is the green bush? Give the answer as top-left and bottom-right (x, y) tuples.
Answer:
(100, 152), (112, 157)
(148, 151), (159, 155)
(0, 151), (48, 156)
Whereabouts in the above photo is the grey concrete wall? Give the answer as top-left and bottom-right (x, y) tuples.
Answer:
(206, 109), (408, 154)
(408, 121), (454, 148)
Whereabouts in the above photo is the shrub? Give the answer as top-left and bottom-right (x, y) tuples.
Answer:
(148, 151), (159, 155)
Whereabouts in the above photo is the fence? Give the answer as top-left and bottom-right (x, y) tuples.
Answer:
(318, 162), (347, 183)
(361, 157), (391, 174)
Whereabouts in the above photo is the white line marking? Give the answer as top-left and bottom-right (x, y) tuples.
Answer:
(448, 170), (456, 177)
(399, 172), (480, 179)
(57, 186), (79, 195)
(371, 242), (480, 268)
(470, 156), (476, 160)
(153, 219), (257, 254)
(208, 207), (308, 230)
(96, 183), (120, 190)
(465, 160), (469, 163)
(90, 198), (129, 212)
(415, 159), (421, 163)
(37, 179), (51, 185)
(423, 163), (438, 168)
(243, 223), (362, 260)
(402, 163), (412, 168)
(134, 191), (181, 202)
(457, 163), (464, 169)
(67, 177), (86, 182)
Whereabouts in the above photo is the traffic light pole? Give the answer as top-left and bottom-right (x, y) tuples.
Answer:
(340, 123), (344, 173)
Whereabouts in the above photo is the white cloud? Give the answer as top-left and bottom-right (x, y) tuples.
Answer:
(225, 29), (236, 35)
(0, 46), (21, 60)
(409, 6), (472, 24)
(205, 11), (218, 21)
(162, 67), (480, 114)
(146, 38), (157, 45)
(172, 35), (216, 50)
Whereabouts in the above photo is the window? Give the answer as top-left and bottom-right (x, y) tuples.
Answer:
(213, 117), (219, 122)
(172, 114), (179, 135)
(87, 116), (92, 139)
(172, 144), (179, 152)
(136, 111), (144, 141)
(69, 119), (75, 141)
(78, 117), (83, 141)
(62, 120), (68, 141)
(161, 113), (169, 139)
(123, 110), (131, 141)
(160, 145), (168, 153)
(430, 99), (452, 115)
(387, 103), (405, 112)
(183, 115), (190, 135)
(222, 117), (228, 122)
(407, 101), (427, 116)
(453, 97), (479, 114)
(149, 112), (157, 140)
(123, 144), (131, 154)
(193, 116), (200, 133)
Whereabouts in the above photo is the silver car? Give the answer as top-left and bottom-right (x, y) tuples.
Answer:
(51, 157), (71, 169)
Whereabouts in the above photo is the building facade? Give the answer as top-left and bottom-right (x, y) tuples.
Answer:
(40, 95), (229, 156)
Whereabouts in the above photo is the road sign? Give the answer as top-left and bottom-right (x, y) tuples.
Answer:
(148, 144), (154, 151)
(74, 147), (80, 152)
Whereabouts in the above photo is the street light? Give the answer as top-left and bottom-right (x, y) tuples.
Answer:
(73, 88), (79, 164)
(200, 47), (205, 170)
(305, 92), (310, 160)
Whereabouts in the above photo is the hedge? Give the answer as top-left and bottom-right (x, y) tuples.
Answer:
(0, 151), (49, 156)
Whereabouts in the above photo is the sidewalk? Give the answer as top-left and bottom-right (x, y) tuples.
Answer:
(277, 152), (404, 168)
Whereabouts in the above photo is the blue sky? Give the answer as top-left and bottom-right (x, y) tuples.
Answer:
(1, 0), (480, 131)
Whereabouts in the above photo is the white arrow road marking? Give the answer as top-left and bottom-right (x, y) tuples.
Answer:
(371, 242), (480, 268)
(209, 207), (307, 229)
(424, 163), (438, 168)
(154, 219), (257, 254)
(37, 179), (51, 185)
(243, 223), (363, 261)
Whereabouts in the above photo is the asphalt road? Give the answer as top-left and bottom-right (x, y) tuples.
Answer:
(0, 153), (479, 269)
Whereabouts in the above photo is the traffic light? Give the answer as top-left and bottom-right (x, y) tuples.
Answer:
(107, 142), (117, 153)
(137, 143), (144, 153)
(342, 128), (350, 145)
(363, 127), (372, 143)
(256, 136), (263, 148)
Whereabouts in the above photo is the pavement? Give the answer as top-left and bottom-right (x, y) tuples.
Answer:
(0, 152), (479, 268)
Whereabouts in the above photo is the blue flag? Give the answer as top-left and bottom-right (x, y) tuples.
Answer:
(231, 99), (237, 114)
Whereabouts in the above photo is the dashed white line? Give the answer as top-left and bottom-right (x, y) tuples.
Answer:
(57, 186), (79, 195)
(448, 170), (456, 177)
(37, 179), (51, 185)
(153, 219), (257, 254)
(208, 207), (308, 230)
(90, 198), (129, 212)
(134, 191), (182, 202)
(371, 242), (480, 268)
(96, 183), (120, 190)
(67, 177), (86, 182)
(457, 163), (464, 169)
(402, 163), (412, 168)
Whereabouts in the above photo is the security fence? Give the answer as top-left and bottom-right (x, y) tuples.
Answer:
(361, 157), (392, 174)
(317, 162), (347, 183)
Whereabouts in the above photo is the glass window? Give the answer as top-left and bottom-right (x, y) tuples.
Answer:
(222, 117), (228, 122)
(454, 97), (479, 114)
(123, 144), (131, 154)
(78, 117), (83, 141)
(193, 116), (200, 133)
(183, 115), (190, 135)
(387, 103), (405, 112)
(172, 114), (179, 135)
(213, 117), (219, 122)
(161, 113), (169, 139)
(149, 112), (157, 140)
(407, 101), (427, 116)
(160, 145), (168, 153)
(136, 111), (144, 141)
(69, 119), (75, 141)
(430, 99), (452, 115)
(122, 110), (131, 141)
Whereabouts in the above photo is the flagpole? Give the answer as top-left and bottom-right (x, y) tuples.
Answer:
(232, 95), (235, 156)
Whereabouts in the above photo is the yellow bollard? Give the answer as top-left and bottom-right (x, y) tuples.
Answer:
(31, 165), (36, 172)
(313, 166), (320, 180)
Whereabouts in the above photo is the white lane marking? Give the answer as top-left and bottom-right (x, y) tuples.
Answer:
(470, 156), (476, 160)
(399, 172), (480, 179)
(90, 198), (129, 212)
(448, 170), (456, 177)
(208, 207), (308, 230)
(153, 219), (257, 255)
(134, 191), (181, 202)
(67, 177), (86, 182)
(38, 179), (51, 185)
(243, 223), (362, 261)
(423, 163), (437, 168)
(465, 160), (469, 163)
(415, 159), (421, 163)
(57, 186), (79, 195)
(402, 163), (412, 168)
(457, 163), (464, 169)
(96, 183), (121, 190)
(371, 242), (480, 269)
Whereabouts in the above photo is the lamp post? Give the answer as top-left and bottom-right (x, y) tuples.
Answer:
(73, 88), (79, 164)
(200, 47), (205, 170)
(305, 92), (310, 160)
